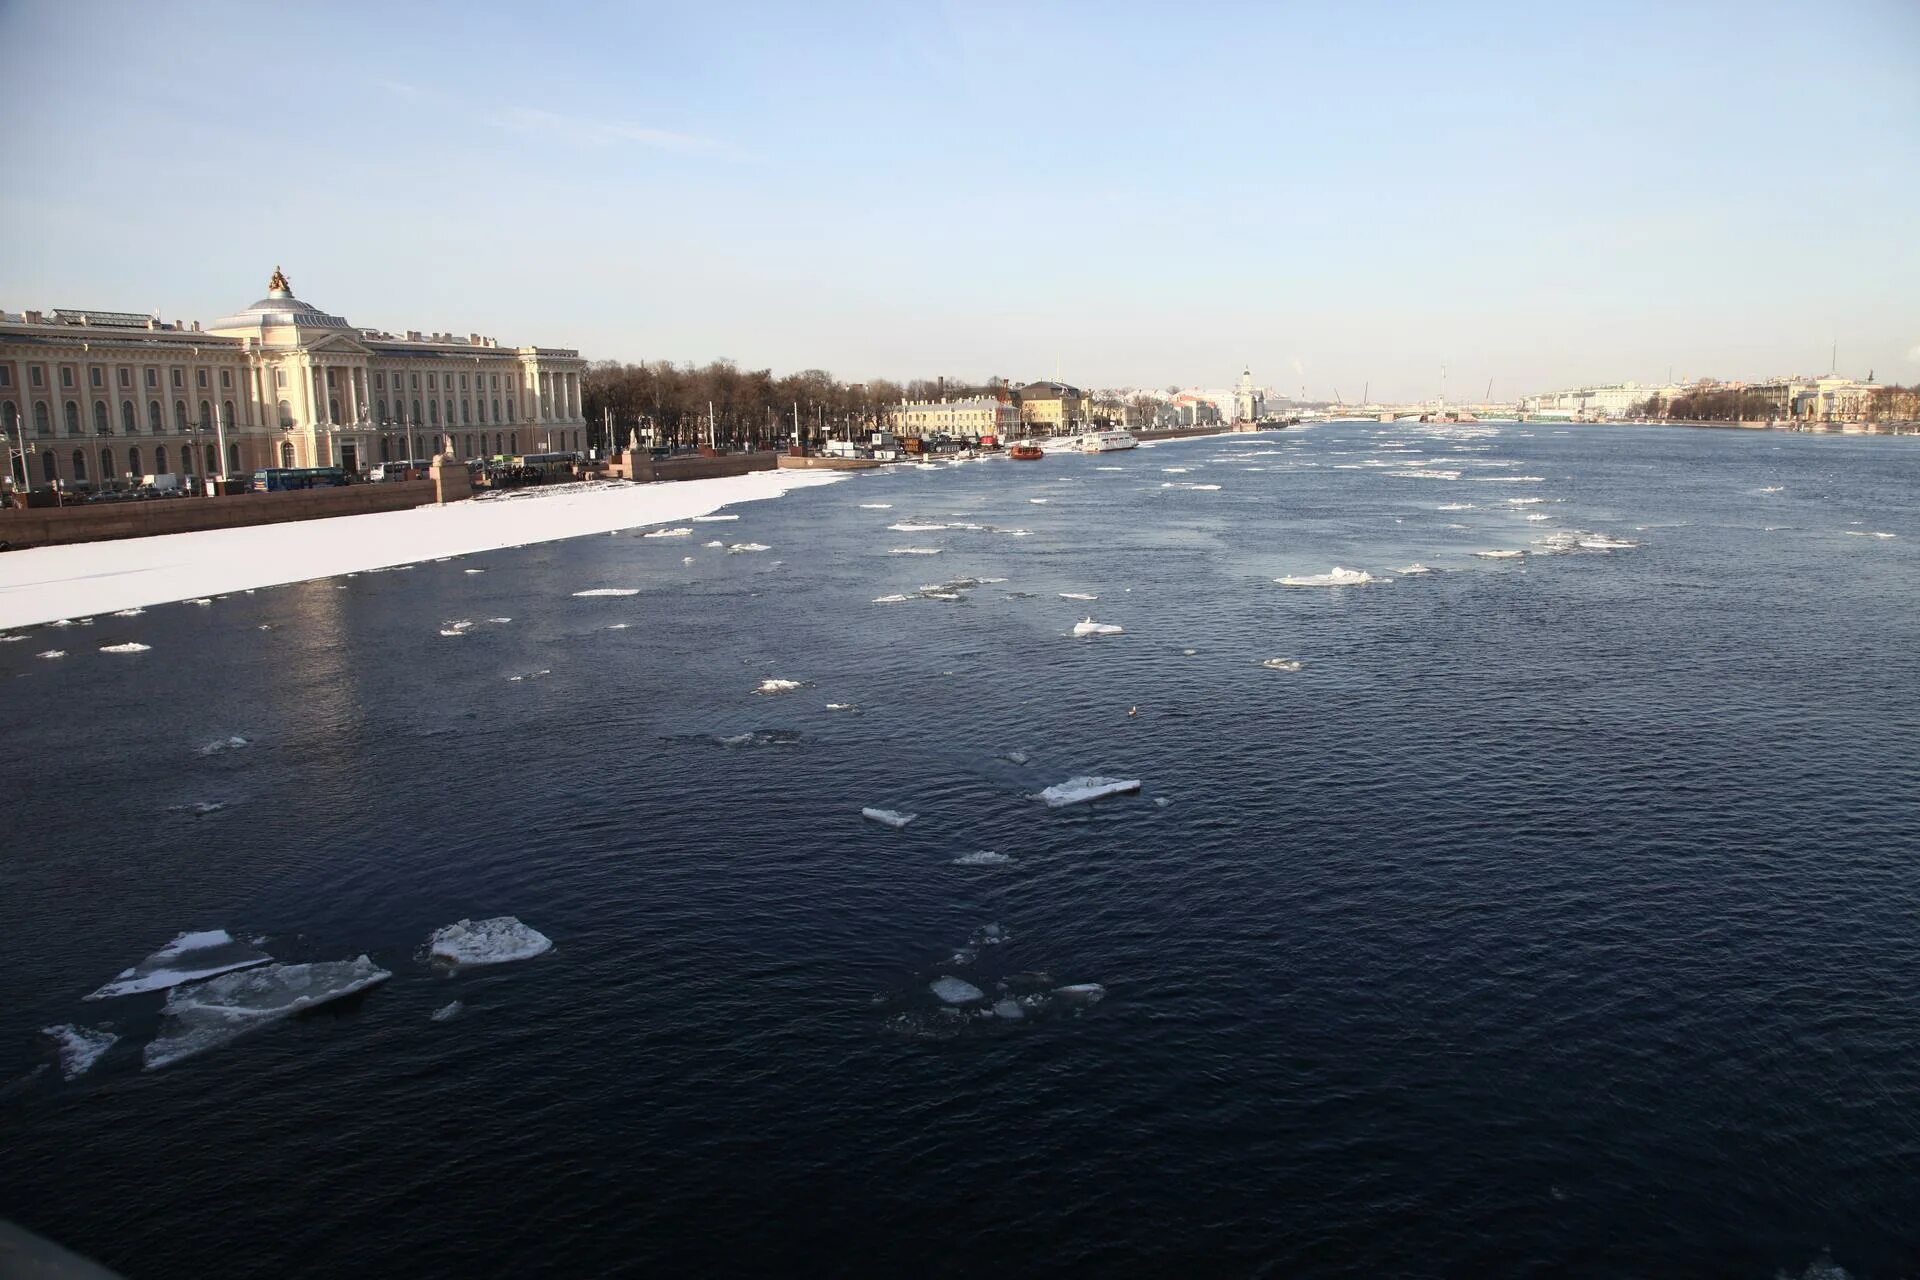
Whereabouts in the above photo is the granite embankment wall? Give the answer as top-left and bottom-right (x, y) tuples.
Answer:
(0, 481), (439, 550)
(635, 452), (778, 482)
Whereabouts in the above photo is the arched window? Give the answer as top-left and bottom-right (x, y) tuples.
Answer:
(149, 400), (163, 433)
(443, 400), (452, 426)
(65, 401), (79, 435)
(429, 400), (439, 425)
(461, 399), (471, 425)
(376, 398), (387, 423)
(509, 433), (517, 453)
(72, 449), (86, 480)
(378, 437), (391, 463)
(411, 398), (422, 425)
(128, 446), (142, 475)
(94, 400), (109, 434)
(99, 447), (113, 479)
(121, 400), (136, 433)
(155, 446), (167, 474)
(329, 397), (341, 424)
(277, 399), (292, 427)
(494, 433), (503, 454)
(0, 402), (14, 436)
(175, 400), (188, 431)
(199, 399), (211, 428)
(221, 400), (234, 430)
(41, 450), (55, 483)
(34, 402), (50, 436)
(280, 441), (295, 467)
(464, 434), (474, 457)
(506, 397), (516, 423)
(492, 398), (501, 424)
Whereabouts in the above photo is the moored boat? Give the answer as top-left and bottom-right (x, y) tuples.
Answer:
(1009, 442), (1044, 461)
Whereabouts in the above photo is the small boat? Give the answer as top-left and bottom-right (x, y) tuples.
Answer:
(1009, 443), (1044, 461)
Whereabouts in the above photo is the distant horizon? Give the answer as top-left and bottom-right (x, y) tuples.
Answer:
(2, 0), (1915, 401)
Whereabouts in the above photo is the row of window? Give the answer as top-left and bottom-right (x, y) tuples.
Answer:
(33, 442), (236, 484)
(0, 398), (237, 437)
(0, 364), (236, 393)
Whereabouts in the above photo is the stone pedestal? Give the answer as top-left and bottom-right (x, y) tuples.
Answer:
(430, 457), (471, 504)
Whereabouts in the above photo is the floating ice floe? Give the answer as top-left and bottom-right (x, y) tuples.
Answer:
(427, 916), (553, 967)
(1437, 503), (1475, 511)
(642, 527), (693, 538)
(439, 621), (472, 637)
(1058, 592), (1097, 601)
(86, 929), (272, 1000)
(756, 677), (802, 695)
(506, 669), (551, 682)
(953, 851), (1014, 866)
(41, 1024), (119, 1080)
(38, 650), (66, 659)
(100, 642), (150, 654)
(1578, 536), (1638, 550)
(1162, 467), (1190, 473)
(861, 807), (916, 829)
(1398, 563), (1434, 575)
(199, 735), (249, 755)
(167, 800), (226, 817)
(464, 568), (486, 574)
(1261, 658), (1305, 672)
(1038, 776), (1141, 807)
(1525, 513), (1550, 522)
(1096, 465), (1125, 472)
(1161, 482), (1222, 490)
(1759, 486), (1784, 494)
(185, 598), (213, 606)
(1053, 983), (1107, 1005)
(888, 521), (948, 532)
(969, 922), (1011, 946)
(112, 608), (145, 617)
(1277, 567), (1381, 587)
(431, 1000), (463, 1023)
(608, 622), (631, 630)
(1072, 618), (1124, 636)
(144, 956), (392, 1069)
(1506, 497), (1543, 505)
(682, 556), (695, 564)
(1029, 498), (1049, 505)
(1001, 749), (1030, 764)
(1845, 530), (1897, 539)
(992, 998), (1025, 1019)
(888, 547), (942, 556)
(1474, 549), (1527, 559)
(872, 594), (912, 604)
(704, 540), (725, 548)
(488, 617), (511, 625)
(858, 503), (893, 509)
(692, 514), (739, 522)
(573, 588), (640, 597)
(1386, 470), (1460, 480)
(930, 976), (985, 1004)
(727, 542), (772, 553)
(826, 702), (859, 713)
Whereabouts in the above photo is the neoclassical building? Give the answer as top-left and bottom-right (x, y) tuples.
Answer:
(0, 268), (587, 488)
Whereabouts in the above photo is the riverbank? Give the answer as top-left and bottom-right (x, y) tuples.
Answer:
(0, 469), (843, 630)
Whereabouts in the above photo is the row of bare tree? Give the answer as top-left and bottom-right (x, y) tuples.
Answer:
(1634, 384), (1919, 423)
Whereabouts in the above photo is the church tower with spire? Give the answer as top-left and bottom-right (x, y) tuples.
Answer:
(1234, 367), (1262, 426)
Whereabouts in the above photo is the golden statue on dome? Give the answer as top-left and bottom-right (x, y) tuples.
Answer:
(268, 265), (291, 293)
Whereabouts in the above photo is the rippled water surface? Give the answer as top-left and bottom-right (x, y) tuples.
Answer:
(4, 424), (1919, 1278)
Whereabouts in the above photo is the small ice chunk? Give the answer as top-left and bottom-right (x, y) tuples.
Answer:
(1398, 563), (1434, 575)
(199, 735), (250, 754)
(1261, 658), (1304, 672)
(464, 568), (487, 574)
(888, 521), (948, 531)
(991, 998), (1025, 1020)
(38, 650), (66, 659)
(1277, 567), (1380, 587)
(953, 851), (1014, 866)
(185, 598), (213, 606)
(692, 513), (739, 521)
(1072, 618), (1123, 636)
(728, 542), (771, 553)
(426, 916), (553, 967)
(858, 502), (893, 509)
(572, 588), (640, 597)
(430, 1000), (464, 1023)
(1474, 549), (1526, 559)
(756, 677), (802, 694)
(86, 929), (272, 1000)
(888, 547), (942, 555)
(100, 642), (151, 653)
(1579, 536), (1638, 550)
(969, 922), (1011, 946)
(931, 976), (985, 1004)
(167, 800), (226, 817)
(42, 1024), (119, 1079)
(113, 608), (145, 617)
(1058, 592), (1097, 601)
(506, 669), (550, 682)
(826, 702), (860, 712)
(1002, 749), (1030, 764)
(642, 527), (693, 538)
(1052, 983), (1107, 1005)
(1038, 776), (1142, 807)
(144, 955), (392, 1069)
(872, 593), (912, 604)
(861, 807), (916, 829)
(1029, 498), (1049, 504)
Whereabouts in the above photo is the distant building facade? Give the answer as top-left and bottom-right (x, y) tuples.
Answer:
(0, 268), (587, 489)
(889, 396), (1021, 440)
(1015, 381), (1090, 435)
(1233, 368), (1263, 423)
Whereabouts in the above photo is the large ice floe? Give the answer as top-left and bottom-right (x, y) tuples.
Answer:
(42, 1024), (119, 1079)
(1277, 567), (1382, 587)
(862, 807), (917, 829)
(930, 976), (985, 1004)
(1038, 776), (1141, 807)
(426, 916), (553, 967)
(144, 956), (392, 1069)
(86, 929), (272, 1000)
(0, 469), (845, 629)
(1072, 618), (1124, 636)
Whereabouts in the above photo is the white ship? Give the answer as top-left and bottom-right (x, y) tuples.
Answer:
(1062, 430), (1139, 453)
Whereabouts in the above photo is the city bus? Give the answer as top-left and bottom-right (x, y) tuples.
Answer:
(251, 467), (349, 492)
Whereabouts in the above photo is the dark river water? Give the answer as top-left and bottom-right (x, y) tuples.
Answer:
(3, 424), (1918, 1279)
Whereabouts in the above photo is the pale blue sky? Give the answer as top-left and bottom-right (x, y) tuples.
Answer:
(2, 0), (1915, 400)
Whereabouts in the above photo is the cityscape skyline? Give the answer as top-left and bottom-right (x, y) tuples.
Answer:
(2, 0), (1916, 400)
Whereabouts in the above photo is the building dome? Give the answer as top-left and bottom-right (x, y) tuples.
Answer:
(210, 266), (351, 331)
